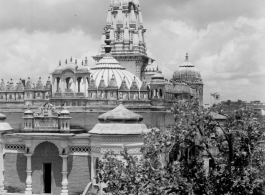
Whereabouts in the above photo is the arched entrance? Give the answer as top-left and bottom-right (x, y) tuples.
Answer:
(32, 142), (62, 195)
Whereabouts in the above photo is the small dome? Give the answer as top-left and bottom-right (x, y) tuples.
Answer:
(173, 53), (202, 83)
(61, 109), (70, 115)
(151, 70), (164, 80)
(24, 110), (33, 114)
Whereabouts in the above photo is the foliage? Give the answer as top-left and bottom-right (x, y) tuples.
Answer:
(96, 98), (265, 195)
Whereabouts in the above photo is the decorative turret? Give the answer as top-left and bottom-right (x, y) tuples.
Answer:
(25, 77), (33, 90)
(150, 69), (165, 100)
(119, 77), (130, 100)
(59, 106), (71, 132)
(35, 77), (44, 90)
(88, 76), (97, 99)
(0, 79), (5, 91)
(116, 6), (123, 29)
(130, 77), (139, 100)
(45, 76), (52, 89)
(140, 80), (149, 100)
(98, 76), (106, 99)
(129, 4), (137, 28)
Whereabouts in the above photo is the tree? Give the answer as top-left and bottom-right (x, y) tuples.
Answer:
(96, 98), (265, 195)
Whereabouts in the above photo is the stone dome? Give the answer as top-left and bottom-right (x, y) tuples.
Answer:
(173, 53), (202, 83)
(90, 54), (142, 89)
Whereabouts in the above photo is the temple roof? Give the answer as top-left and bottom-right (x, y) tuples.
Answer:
(98, 104), (143, 123)
(90, 103), (149, 135)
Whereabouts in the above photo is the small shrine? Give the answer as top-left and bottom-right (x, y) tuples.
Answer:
(90, 103), (150, 183)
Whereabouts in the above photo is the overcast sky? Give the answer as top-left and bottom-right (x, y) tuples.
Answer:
(0, 0), (264, 104)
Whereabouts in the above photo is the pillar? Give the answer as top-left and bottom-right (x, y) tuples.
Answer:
(62, 78), (66, 93)
(24, 154), (33, 195)
(0, 135), (5, 194)
(60, 155), (69, 195)
(73, 78), (76, 95)
(83, 77), (87, 97)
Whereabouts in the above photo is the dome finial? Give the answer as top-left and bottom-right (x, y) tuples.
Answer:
(185, 53), (189, 61)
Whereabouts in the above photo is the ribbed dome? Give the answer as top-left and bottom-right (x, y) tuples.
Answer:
(173, 54), (202, 83)
(90, 54), (142, 89)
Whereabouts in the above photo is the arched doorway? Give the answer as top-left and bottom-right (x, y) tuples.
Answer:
(32, 142), (62, 195)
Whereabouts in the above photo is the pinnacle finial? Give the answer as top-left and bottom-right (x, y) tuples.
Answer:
(65, 59), (67, 64)
(70, 57), (72, 63)
(75, 59), (77, 64)
(185, 53), (189, 61)
(59, 60), (61, 66)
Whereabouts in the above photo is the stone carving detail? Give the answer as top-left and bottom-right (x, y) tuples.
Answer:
(70, 146), (91, 153)
(91, 147), (101, 153)
(5, 144), (26, 151)
(101, 148), (123, 154)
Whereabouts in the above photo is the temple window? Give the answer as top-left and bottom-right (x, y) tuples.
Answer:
(38, 93), (40, 97)
(27, 93), (30, 98)
(9, 95), (12, 99)
(110, 92), (113, 97)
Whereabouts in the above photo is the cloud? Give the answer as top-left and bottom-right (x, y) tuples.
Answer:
(0, 29), (98, 84)
(146, 15), (265, 103)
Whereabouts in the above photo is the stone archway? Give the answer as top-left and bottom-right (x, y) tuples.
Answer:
(31, 142), (62, 195)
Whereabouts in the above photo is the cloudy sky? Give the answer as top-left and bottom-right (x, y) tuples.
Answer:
(0, 0), (264, 104)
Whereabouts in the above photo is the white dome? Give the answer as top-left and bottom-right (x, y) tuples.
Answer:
(90, 54), (142, 88)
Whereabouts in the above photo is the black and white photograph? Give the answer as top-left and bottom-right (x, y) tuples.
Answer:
(0, 0), (264, 194)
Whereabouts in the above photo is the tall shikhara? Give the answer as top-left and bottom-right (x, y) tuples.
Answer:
(93, 0), (151, 80)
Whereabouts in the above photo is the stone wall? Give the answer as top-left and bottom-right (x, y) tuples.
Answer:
(4, 153), (27, 193)
(68, 155), (91, 195)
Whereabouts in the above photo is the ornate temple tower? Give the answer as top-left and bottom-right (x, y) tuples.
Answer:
(93, 0), (152, 80)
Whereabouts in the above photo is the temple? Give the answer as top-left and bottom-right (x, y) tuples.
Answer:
(0, 0), (204, 194)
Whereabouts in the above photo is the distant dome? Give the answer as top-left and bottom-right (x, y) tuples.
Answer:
(173, 53), (202, 83)
(90, 54), (142, 89)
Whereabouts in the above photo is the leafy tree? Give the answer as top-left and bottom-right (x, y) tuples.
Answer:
(96, 99), (265, 195)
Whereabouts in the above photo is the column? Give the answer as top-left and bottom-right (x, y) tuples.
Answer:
(83, 77), (87, 97)
(0, 135), (5, 194)
(60, 155), (69, 195)
(73, 78), (76, 95)
(24, 154), (33, 195)
(62, 78), (66, 93)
